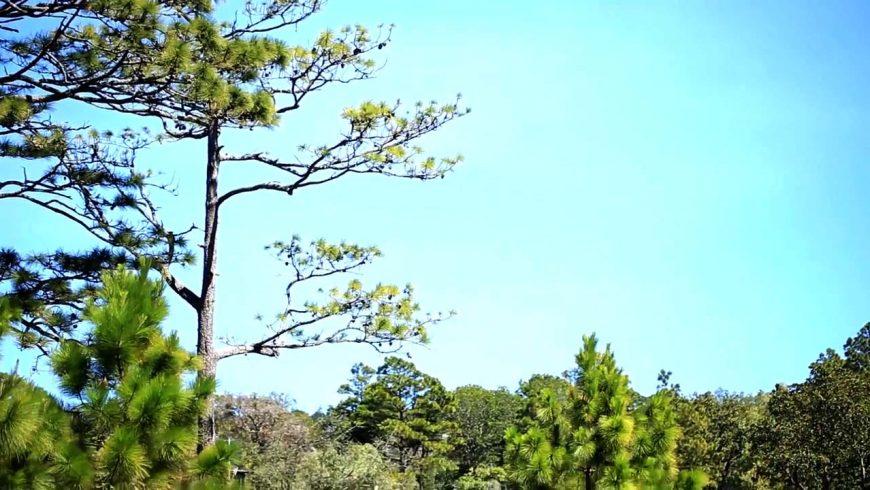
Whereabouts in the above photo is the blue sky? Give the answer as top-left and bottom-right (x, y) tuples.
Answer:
(3, 0), (870, 412)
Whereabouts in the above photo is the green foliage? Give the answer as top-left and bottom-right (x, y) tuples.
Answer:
(200, 324), (870, 489)
(0, 285), (90, 489)
(450, 385), (522, 478)
(2, 0), (466, 455)
(754, 323), (870, 489)
(213, 393), (315, 489)
(213, 391), (415, 489)
(673, 390), (768, 489)
(667, 323), (870, 489)
(256, 236), (448, 353)
(505, 335), (701, 489)
(674, 469), (710, 490)
(2, 1), (466, 380)
(518, 374), (572, 400)
(0, 235), (164, 350)
(0, 371), (87, 489)
(331, 356), (460, 485)
(290, 443), (410, 490)
(456, 465), (509, 490)
(0, 2), (205, 346)
(0, 264), (238, 488)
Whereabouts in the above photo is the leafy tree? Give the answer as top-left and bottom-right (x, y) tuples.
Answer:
(332, 356), (459, 485)
(213, 393), (315, 489)
(325, 362), (377, 443)
(1, 0), (466, 446)
(673, 390), (768, 489)
(755, 324), (870, 489)
(450, 385), (522, 478)
(0, 263), (238, 488)
(505, 335), (703, 490)
(517, 375), (572, 410)
(290, 443), (413, 490)
(455, 465), (509, 490)
(845, 322), (870, 372)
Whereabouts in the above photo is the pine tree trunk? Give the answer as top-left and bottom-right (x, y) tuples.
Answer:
(197, 119), (221, 448)
(585, 468), (595, 490)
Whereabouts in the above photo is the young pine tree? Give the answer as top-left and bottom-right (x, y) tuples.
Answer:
(0, 305), (89, 488)
(0, 264), (239, 488)
(504, 335), (707, 490)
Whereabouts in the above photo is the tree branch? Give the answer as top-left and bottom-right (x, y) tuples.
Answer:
(159, 265), (202, 310)
(213, 237), (449, 360)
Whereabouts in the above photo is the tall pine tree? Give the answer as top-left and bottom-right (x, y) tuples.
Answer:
(1, 1), (466, 445)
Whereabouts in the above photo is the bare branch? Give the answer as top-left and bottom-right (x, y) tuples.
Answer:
(159, 265), (202, 311)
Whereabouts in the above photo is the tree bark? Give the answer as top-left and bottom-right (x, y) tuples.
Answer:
(198, 118), (221, 448)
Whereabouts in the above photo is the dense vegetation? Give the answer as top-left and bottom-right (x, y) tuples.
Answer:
(0, 0), (867, 488)
(5, 268), (868, 487)
(207, 323), (870, 489)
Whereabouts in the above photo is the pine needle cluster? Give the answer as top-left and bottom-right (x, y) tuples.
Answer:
(0, 264), (239, 488)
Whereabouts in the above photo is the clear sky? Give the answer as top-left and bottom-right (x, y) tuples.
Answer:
(3, 0), (870, 413)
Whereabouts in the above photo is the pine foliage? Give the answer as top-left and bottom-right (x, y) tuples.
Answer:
(332, 356), (460, 483)
(0, 264), (238, 488)
(505, 335), (704, 490)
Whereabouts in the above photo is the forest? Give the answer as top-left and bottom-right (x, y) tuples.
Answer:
(1, 1), (868, 489)
(3, 265), (869, 488)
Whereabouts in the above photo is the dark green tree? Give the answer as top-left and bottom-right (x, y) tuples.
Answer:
(332, 356), (459, 485)
(450, 385), (522, 478)
(673, 390), (768, 489)
(755, 324), (870, 489)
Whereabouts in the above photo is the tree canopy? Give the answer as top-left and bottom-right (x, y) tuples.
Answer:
(331, 356), (459, 485)
(754, 324), (870, 489)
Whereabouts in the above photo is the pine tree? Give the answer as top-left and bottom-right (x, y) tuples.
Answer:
(0, 264), (239, 488)
(0, 355), (87, 488)
(2, 1), (466, 446)
(0, 1), (214, 348)
(332, 356), (459, 485)
(505, 335), (706, 490)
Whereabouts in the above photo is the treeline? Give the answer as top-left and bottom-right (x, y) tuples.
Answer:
(5, 266), (867, 488)
(216, 329), (870, 489)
